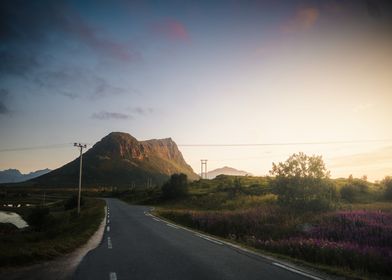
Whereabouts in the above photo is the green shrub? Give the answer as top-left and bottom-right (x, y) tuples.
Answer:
(381, 177), (392, 200)
(26, 207), (54, 231)
(64, 194), (84, 210)
(340, 184), (356, 202)
(161, 173), (188, 200)
(340, 179), (370, 203)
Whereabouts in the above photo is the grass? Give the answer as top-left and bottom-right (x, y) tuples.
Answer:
(0, 197), (105, 267)
(144, 175), (392, 280)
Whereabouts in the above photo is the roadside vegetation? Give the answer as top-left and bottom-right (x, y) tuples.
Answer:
(0, 193), (105, 267)
(117, 152), (392, 280)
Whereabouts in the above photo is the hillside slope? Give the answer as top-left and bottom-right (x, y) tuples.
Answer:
(30, 132), (198, 187)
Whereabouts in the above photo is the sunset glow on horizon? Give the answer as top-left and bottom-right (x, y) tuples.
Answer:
(1, 0), (392, 181)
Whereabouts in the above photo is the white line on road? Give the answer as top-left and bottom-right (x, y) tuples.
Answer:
(195, 234), (223, 245)
(153, 218), (160, 222)
(166, 223), (179, 229)
(272, 263), (323, 280)
(109, 272), (117, 280)
(107, 226), (110, 232)
(107, 219), (110, 224)
(107, 237), (112, 249)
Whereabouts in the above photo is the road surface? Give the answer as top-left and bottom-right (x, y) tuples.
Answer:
(73, 198), (325, 280)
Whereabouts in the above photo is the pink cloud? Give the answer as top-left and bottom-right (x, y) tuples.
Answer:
(152, 19), (189, 41)
(281, 7), (320, 33)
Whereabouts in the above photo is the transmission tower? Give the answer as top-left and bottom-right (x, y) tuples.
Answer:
(200, 159), (208, 179)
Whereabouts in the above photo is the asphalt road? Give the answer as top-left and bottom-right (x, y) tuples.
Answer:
(73, 198), (323, 280)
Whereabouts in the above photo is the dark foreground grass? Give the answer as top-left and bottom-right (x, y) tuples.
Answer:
(0, 198), (105, 267)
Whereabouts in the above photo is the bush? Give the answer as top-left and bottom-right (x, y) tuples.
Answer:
(26, 207), (54, 231)
(381, 177), (392, 200)
(161, 173), (188, 200)
(64, 194), (84, 210)
(340, 179), (370, 203)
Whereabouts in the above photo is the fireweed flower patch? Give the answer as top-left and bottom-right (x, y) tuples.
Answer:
(255, 211), (392, 275)
(159, 209), (392, 275)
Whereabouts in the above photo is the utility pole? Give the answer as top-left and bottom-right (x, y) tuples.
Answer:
(74, 143), (87, 215)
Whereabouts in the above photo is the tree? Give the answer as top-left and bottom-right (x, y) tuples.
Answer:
(161, 173), (188, 200)
(381, 176), (392, 200)
(269, 152), (336, 211)
(340, 177), (369, 202)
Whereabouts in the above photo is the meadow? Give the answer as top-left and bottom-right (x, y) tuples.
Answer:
(152, 173), (392, 280)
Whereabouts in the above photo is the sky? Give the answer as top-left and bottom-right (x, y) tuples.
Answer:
(1, 0), (392, 181)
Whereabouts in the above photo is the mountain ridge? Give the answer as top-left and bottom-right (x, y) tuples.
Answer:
(29, 132), (198, 187)
(0, 168), (51, 183)
(207, 166), (251, 179)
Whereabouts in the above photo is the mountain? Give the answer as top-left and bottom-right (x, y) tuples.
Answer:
(0, 168), (51, 183)
(30, 132), (199, 187)
(207, 166), (251, 179)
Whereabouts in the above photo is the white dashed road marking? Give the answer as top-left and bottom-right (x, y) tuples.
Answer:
(109, 272), (117, 280)
(107, 226), (110, 232)
(153, 218), (160, 222)
(107, 237), (112, 249)
(166, 223), (179, 229)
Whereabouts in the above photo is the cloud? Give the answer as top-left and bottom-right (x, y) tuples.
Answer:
(91, 111), (133, 120)
(151, 19), (189, 41)
(0, 89), (9, 115)
(281, 7), (319, 33)
(0, 50), (40, 78)
(64, 10), (139, 61)
(0, 102), (8, 114)
(366, 0), (382, 19)
(352, 103), (374, 113)
(128, 106), (154, 115)
(329, 146), (392, 181)
(330, 146), (392, 169)
(0, 0), (138, 80)
(34, 67), (128, 99)
(92, 106), (154, 121)
(93, 77), (127, 99)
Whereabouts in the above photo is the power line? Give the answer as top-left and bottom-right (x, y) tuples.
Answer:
(0, 143), (74, 152)
(0, 139), (391, 153)
(178, 139), (392, 147)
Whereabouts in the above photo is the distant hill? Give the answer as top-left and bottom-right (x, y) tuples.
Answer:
(29, 132), (199, 187)
(207, 166), (251, 179)
(0, 168), (51, 183)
